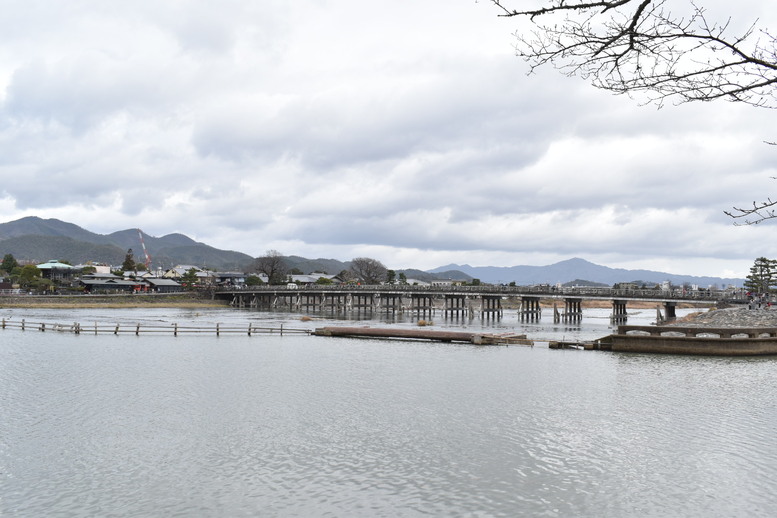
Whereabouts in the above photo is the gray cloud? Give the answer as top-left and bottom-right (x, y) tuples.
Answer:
(0, 0), (774, 278)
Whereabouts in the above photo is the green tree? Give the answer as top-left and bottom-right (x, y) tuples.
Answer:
(1, 254), (19, 274)
(315, 277), (334, 285)
(18, 264), (42, 289)
(744, 257), (777, 293)
(386, 269), (396, 284)
(121, 249), (136, 272)
(180, 268), (199, 288)
(398, 272), (408, 285)
(245, 274), (265, 286)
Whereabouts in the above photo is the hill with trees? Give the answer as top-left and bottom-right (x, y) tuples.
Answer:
(0, 217), (254, 270)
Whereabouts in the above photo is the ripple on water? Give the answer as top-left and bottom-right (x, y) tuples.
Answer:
(2, 326), (777, 517)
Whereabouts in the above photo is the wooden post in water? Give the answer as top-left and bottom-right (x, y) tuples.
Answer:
(248, 323), (252, 336)
(136, 324), (140, 336)
(216, 323), (220, 336)
(114, 324), (120, 335)
(174, 323), (178, 336)
(21, 319), (25, 331)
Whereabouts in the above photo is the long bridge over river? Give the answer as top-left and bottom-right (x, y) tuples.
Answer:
(215, 285), (735, 323)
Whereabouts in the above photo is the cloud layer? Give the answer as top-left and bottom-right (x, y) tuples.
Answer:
(0, 0), (775, 278)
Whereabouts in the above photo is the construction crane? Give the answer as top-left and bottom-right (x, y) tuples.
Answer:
(137, 229), (152, 270)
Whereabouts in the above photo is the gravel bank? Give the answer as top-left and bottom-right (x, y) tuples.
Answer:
(669, 306), (777, 328)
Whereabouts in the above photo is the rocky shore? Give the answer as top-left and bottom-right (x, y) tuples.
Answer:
(670, 306), (777, 328)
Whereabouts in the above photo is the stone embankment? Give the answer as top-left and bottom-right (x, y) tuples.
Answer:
(670, 306), (777, 328)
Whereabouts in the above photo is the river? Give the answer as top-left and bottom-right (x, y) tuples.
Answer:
(1, 306), (775, 517)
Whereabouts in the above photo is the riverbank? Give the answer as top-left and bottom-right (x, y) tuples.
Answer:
(0, 292), (229, 309)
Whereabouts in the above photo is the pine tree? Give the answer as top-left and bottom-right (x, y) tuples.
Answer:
(121, 249), (136, 272)
(744, 257), (777, 294)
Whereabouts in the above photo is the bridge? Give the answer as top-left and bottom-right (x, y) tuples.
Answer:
(214, 285), (733, 323)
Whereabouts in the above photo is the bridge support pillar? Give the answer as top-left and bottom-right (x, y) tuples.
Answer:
(323, 293), (347, 312)
(611, 299), (628, 324)
(380, 293), (403, 313)
(411, 294), (435, 318)
(299, 293), (322, 311)
(664, 301), (677, 321)
(563, 298), (583, 323)
(481, 295), (502, 319)
(520, 296), (541, 321)
(352, 293), (374, 313)
(444, 294), (468, 318)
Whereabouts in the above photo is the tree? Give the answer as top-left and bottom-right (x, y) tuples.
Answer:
(180, 267), (199, 288)
(245, 274), (265, 286)
(744, 257), (777, 293)
(121, 249), (136, 272)
(254, 250), (288, 285)
(386, 269), (396, 284)
(18, 264), (42, 289)
(349, 257), (388, 285)
(491, 0), (777, 108)
(1, 254), (19, 274)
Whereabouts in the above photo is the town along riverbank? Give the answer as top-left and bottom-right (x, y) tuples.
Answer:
(0, 292), (229, 309)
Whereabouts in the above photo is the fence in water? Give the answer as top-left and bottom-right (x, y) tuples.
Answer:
(0, 318), (310, 337)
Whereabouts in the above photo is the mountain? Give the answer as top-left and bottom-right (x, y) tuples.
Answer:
(0, 217), (254, 270)
(428, 257), (743, 288)
(0, 217), (746, 285)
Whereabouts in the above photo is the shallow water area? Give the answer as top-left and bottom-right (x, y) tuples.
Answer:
(2, 306), (775, 517)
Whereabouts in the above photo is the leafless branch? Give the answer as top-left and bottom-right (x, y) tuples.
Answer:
(490, 0), (777, 107)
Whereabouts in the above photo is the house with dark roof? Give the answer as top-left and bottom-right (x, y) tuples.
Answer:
(145, 278), (183, 293)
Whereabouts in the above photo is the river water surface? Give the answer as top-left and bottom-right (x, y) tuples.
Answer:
(1, 307), (776, 517)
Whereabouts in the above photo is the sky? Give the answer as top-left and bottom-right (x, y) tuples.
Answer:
(0, 0), (775, 279)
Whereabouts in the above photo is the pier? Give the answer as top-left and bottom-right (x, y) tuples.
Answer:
(312, 326), (532, 345)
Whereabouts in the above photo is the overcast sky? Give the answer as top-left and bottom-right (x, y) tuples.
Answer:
(0, 1), (775, 278)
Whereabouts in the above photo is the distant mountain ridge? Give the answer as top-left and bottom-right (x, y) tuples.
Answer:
(0, 217), (745, 286)
(429, 258), (743, 288)
(0, 217), (254, 270)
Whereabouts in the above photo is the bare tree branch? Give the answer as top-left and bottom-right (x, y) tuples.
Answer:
(490, 0), (777, 108)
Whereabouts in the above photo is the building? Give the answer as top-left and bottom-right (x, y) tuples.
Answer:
(36, 260), (77, 282)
